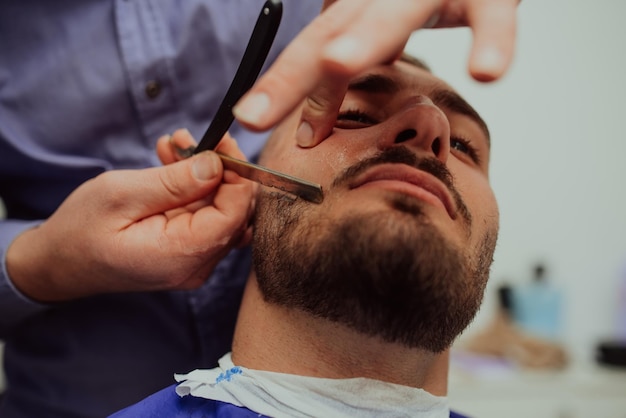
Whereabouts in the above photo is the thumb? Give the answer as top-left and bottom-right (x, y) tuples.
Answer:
(113, 151), (224, 220)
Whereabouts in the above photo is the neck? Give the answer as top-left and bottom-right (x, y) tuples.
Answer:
(232, 275), (449, 396)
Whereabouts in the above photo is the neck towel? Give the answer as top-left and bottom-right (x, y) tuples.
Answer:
(175, 353), (449, 418)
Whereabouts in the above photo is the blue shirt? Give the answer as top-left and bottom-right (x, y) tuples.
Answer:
(0, 1), (320, 416)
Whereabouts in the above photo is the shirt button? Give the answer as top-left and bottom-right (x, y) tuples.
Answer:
(145, 80), (162, 99)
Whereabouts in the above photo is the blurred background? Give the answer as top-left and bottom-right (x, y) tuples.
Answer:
(1, 0), (625, 416)
(406, 0), (626, 416)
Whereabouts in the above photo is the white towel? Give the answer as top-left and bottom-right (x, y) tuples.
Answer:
(175, 352), (449, 418)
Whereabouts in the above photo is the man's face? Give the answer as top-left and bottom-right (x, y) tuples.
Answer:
(253, 61), (499, 353)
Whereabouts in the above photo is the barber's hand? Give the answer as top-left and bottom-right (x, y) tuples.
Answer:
(233, 0), (518, 147)
(6, 129), (255, 302)
(156, 129), (256, 247)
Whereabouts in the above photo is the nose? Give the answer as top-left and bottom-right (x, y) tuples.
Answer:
(381, 96), (451, 164)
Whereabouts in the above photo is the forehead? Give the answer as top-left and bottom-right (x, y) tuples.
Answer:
(362, 60), (447, 92)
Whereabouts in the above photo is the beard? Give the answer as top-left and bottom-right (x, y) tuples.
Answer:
(253, 148), (498, 353)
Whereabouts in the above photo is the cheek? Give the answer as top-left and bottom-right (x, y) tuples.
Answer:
(265, 133), (374, 189)
(262, 106), (386, 185)
(454, 168), (499, 231)
(263, 145), (339, 188)
(305, 130), (381, 182)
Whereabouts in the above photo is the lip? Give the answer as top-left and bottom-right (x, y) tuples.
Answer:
(349, 164), (458, 220)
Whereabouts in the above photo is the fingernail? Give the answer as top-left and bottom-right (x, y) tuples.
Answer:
(324, 36), (361, 65)
(233, 92), (270, 125)
(476, 46), (505, 72)
(192, 152), (220, 180)
(296, 121), (314, 148)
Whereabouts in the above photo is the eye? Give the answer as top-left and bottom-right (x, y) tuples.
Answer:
(335, 109), (379, 129)
(451, 136), (481, 165)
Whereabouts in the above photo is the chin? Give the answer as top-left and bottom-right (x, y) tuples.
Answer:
(253, 193), (489, 353)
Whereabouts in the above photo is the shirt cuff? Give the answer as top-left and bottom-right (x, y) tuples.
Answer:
(0, 220), (49, 330)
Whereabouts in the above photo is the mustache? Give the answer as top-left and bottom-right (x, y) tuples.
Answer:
(331, 146), (472, 225)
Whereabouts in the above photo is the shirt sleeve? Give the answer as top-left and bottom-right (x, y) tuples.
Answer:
(0, 219), (48, 335)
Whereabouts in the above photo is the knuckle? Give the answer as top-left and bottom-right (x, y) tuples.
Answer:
(305, 92), (330, 113)
(157, 169), (185, 199)
(304, 79), (347, 115)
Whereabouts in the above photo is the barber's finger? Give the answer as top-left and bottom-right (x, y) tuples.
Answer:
(215, 133), (247, 161)
(296, 75), (349, 148)
(175, 170), (253, 250)
(156, 134), (176, 165)
(215, 135), (258, 216)
(236, 223), (254, 249)
(233, 0), (371, 132)
(156, 129), (198, 165)
(296, 0), (439, 148)
(163, 151), (255, 220)
(466, 0), (517, 82)
(320, 0), (439, 74)
(321, 0), (335, 10)
(170, 128), (198, 153)
(108, 151), (224, 222)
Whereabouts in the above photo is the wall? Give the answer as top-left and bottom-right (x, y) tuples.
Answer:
(405, 0), (626, 365)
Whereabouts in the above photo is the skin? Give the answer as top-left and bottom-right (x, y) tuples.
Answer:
(260, 60), (497, 254)
(6, 0), (516, 306)
(234, 0), (519, 148)
(230, 61), (499, 394)
(7, 132), (255, 301)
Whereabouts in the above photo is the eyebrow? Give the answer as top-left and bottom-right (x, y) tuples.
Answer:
(347, 74), (400, 95)
(347, 73), (490, 144)
(431, 89), (490, 144)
